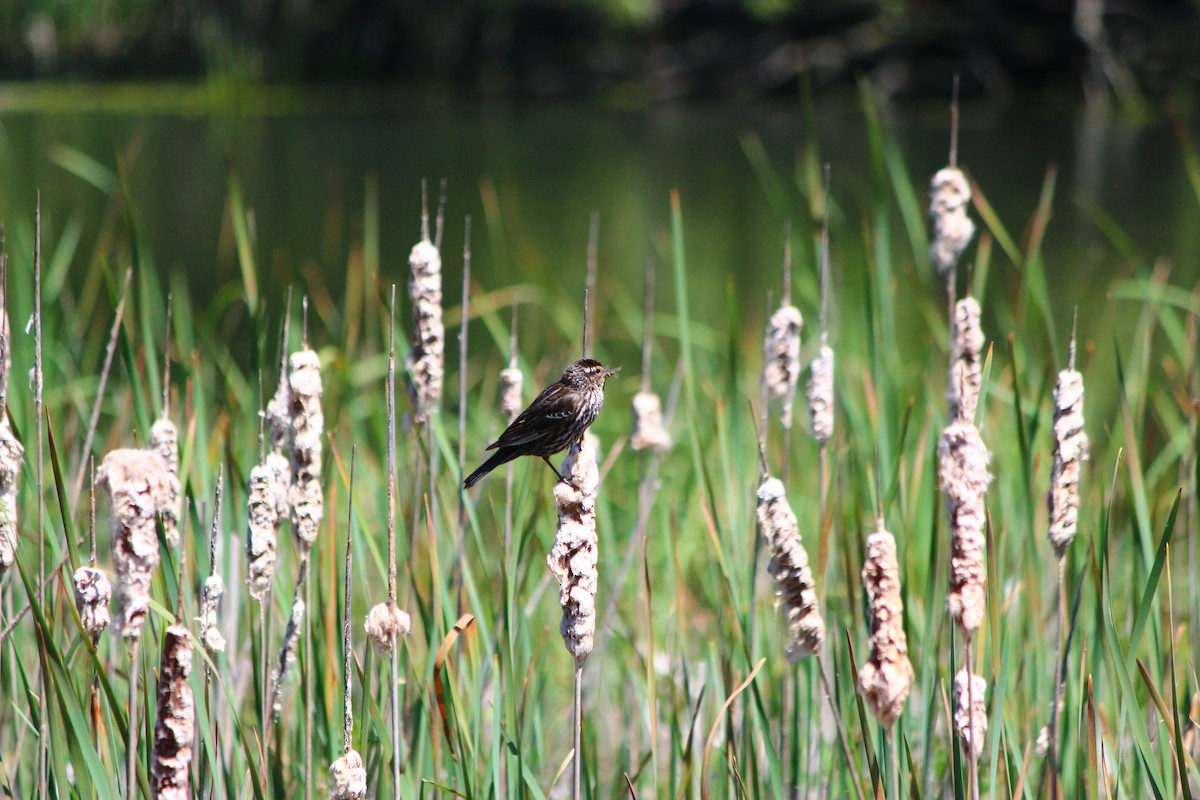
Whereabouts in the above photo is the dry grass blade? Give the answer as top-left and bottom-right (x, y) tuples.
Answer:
(432, 613), (477, 755)
(700, 658), (765, 800)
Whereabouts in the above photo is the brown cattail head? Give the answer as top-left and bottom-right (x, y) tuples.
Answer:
(939, 420), (991, 634)
(928, 167), (976, 274)
(756, 476), (824, 661)
(948, 297), (984, 423)
(407, 238), (444, 424)
(73, 565), (112, 639)
(151, 624), (195, 800)
(549, 436), (600, 665)
(1048, 367), (1088, 557)
(199, 575), (226, 653)
(329, 749), (367, 800)
(364, 601), (412, 654)
(288, 348), (324, 550)
(98, 448), (171, 640)
(763, 305), (803, 429)
(953, 669), (988, 759)
(149, 418), (182, 549)
(245, 463), (279, 602)
(498, 366), (523, 423)
(631, 390), (672, 452)
(858, 523), (913, 727)
(266, 379), (292, 478)
(0, 419), (23, 575)
(806, 344), (835, 444)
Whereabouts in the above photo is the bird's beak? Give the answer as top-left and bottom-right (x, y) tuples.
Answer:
(604, 367), (621, 380)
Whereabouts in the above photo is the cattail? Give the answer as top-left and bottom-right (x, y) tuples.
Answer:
(549, 436), (600, 665)
(953, 669), (988, 759)
(858, 521), (913, 727)
(499, 366), (523, 423)
(150, 418), (182, 549)
(939, 420), (991, 634)
(73, 565), (111, 638)
(631, 391), (672, 452)
(364, 602), (411, 654)
(330, 750), (367, 800)
(199, 575), (226, 653)
(928, 167), (975, 274)
(948, 297), (984, 423)
(150, 624), (195, 799)
(245, 463), (278, 602)
(288, 348), (324, 550)
(806, 344), (835, 444)
(0, 420), (22, 575)
(756, 476), (824, 661)
(407, 237), (444, 424)
(763, 305), (803, 430)
(98, 448), (171, 640)
(1048, 365), (1088, 558)
(271, 595), (306, 720)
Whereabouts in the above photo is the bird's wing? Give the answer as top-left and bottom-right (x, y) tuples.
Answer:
(486, 382), (572, 449)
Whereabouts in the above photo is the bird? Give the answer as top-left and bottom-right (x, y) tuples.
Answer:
(464, 358), (619, 488)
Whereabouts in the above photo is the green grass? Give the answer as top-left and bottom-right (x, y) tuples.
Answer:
(0, 95), (1198, 800)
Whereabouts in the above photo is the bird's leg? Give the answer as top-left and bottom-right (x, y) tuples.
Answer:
(541, 456), (581, 491)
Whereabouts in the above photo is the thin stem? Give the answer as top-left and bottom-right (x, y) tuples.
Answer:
(456, 217), (471, 612)
(34, 192), (47, 798)
(1069, 306), (1078, 372)
(782, 220), (792, 306)
(435, 178), (448, 251)
(965, 635), (981, 800)
(161, 293), (173, 419)
(950, 75), (961, 168)
(387, 285), (398, 605)
(573, 662), (584, 800)
(640, 258), (655, 394)
(584, 211), (599, 359)
(817, 664), (867, 800)
(420, 178), (429, 242)
(820, 164), (831, 347)
(390, 642), (402, 798)
(343, 449), (357, 753)
(127, 639), (141, 799)
(891, 729), (900, 800)
(1048, 556), (1067, 798)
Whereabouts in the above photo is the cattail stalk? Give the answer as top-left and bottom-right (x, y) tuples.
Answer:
(763, 232), (803, 434)
(858, 520), (914, 728)
(269, 559), (309, 723)
(33, 195), (48, 795)
(151, 295), (181, 549)
(407, 182), (444, 425)
(331, 449), (367, 800)
(954, 667), (988, 770)
(200, 470), (226, 656)
(151, 623), (195, 799)
(948, 297), (984, 423)
(940, 420), (991, 635)
(0, 253), (14, 577)
(756, 476), (825, 660)
(288, 332), (324, 553)
(456, 217), (471, 610)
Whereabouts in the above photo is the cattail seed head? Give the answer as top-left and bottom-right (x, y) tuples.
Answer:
(288, 348), (324, 550)
(806, 344), (835, 444)
(329, 749), (367, 800)
(858, 524), (913, 727)
(549, 436), (600, 665)
(199, 574), (226, 653)
(149, 418), (182, 549)
(407, 238), (444, 424)
(763, 305), (803, 429)
(939, 420), (991, 634)
(756, 477), (824, 661)
(1048, 368), (1088, 557)
(271, 596), (306, 721)
(245, 463), (278, 602)
(498, 366), (523, 423)
(98, 448), (171, 640)
(0, 420), (23, 576)
(953, 669), (988, 759)
(151, 624), (195, 800)
(948, 297), (984, 423)
(364, 601), (411, 654)
(928, 167), (976, 274)
(73, 565), (112, 638)
(631, 390), (672, 452)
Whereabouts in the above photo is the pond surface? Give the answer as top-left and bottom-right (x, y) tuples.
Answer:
(0, 95), (1196, 348)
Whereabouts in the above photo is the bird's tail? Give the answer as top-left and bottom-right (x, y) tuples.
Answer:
(463, 448), (516, 489)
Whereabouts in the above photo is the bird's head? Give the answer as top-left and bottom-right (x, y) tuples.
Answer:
(562, 358), (620, 389)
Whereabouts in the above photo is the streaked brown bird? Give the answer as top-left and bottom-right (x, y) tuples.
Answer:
(464, 358), (619, 488)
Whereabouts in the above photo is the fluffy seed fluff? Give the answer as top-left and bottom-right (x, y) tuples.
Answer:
(756, 477), (824, 661)
(245, 463), (278, 602)
(73, 565), (112, 639)
(0, 418), (23, 576)
(329, 749), (367, 800)
(498, 366), (523, 423)
(806, 344), (835, 444)
(763, 305), (803, 430)
(98, 448), (171, 640)
(199, 575), (226, 653)
(939, 420), (991, 633)
(288, 348), (324, 550)
(948, 297), (984, 423)
(151, 624), (195, 800)
(364, 602), (412, 654)
(928, 167), (976, 274)
(149, 418), (182, 549)
(858, 524), (913, 727)
(549, 436), (600, 665)
(406, 238), (444, 424)
(631, 390), (672, 452)
(265, 377), (293, 512)
(953, 669), (988, 759)
(1048, 368), (1088, 558)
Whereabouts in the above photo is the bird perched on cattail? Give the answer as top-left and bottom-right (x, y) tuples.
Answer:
(464, 358), (618, 488)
